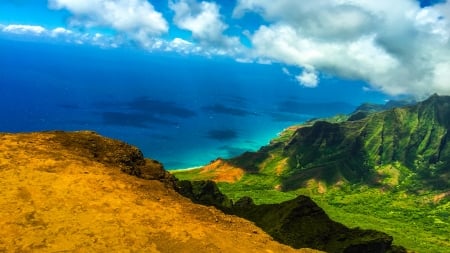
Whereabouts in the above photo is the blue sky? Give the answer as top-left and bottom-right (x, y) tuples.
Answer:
(1, 0), (450, 168)
(1, 0), (450, 98)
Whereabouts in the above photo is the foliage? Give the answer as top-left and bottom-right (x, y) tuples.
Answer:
(173, 95), (450, 253)
(209, 174), (450, 253)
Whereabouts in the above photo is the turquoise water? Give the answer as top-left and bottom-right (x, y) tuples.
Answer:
(0, 38), (387, 169)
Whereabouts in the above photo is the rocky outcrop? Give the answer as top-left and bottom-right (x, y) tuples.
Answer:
(177, 180), (406, 253)
(234, 195), (403, 253)
(50, 130), (176, 185)
(175, 180), (233, 208)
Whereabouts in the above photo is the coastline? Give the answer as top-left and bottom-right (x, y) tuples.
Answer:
(167, 165), (204, 172)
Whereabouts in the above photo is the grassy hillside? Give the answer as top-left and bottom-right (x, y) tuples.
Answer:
(173, 95), (450, 253)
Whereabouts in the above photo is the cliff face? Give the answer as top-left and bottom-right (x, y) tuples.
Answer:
(0, 131), (318, 253)
(177, 180), (405, 253)
(48, 131), (175, 183)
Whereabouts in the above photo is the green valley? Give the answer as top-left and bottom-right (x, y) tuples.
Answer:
(174, 94), (450, 253)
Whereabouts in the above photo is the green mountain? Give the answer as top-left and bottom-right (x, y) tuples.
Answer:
(226, 94), (449, 191)
(174, 94), (450, 252)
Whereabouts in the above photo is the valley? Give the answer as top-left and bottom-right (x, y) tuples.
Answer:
(174, 94), (450, 253)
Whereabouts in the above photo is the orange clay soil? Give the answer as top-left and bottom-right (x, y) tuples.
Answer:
(199, 159), (244, 183)
(0, 131), (321, 253)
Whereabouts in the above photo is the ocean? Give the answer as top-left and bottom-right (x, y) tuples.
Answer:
(0, 38), (387, 169)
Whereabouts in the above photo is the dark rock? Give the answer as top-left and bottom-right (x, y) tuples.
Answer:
(233, 196), (255, 209)
(177, 180), (402, 253)
(50, 131), (176, 186)
(175, 180), (233, 209)
(234, 195), (396, 253)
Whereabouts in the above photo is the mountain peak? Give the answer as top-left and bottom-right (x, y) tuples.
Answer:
(421, 93), (450, 104)
(197, 93), (450, 190)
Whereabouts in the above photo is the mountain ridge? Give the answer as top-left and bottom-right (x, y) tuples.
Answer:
(212, 94), (450, 190)
(173, 94), (450, 252)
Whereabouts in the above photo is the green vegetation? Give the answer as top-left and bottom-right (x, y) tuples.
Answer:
(171, 168), (216, 181)
(187, 173), (450, 253)
(173, 95), (450, 253)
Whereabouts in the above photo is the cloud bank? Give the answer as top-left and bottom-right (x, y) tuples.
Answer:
(234, 0), (450, 97)
(169, 0), (245, 56)
(48, 0), (168, 46)
(2, 0), (450, 97)
(2, 24), (47, 35)
(1, 24), (119, 47)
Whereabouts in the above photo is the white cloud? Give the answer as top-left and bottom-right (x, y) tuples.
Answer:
(0, 22), (121, 48)
(166, 37), (199, 54)
(3, 1), (450, 98)
(235, 57), (253, 63)
(282, 67), (291, 76)
(170, 0), (226, 42)
(171, 37), (192, 47)
(169, 0), (245, 56)
(234, 0), (450, 98)
(50, 27), (73, 37)
(48, 0), (168, 46)
(296, 67), (319, 88)
(2, 24), (47, 35)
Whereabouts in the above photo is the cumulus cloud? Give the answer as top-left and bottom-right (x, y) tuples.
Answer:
(4, 1), (449, 98)
(50, 27), (73, 37)
(2, 24), (47, 35)
(296, 67), (319, 88)
(166, 37), (201, 54)
(169, 0), (245, 56)
(0, 22), (120, 48)
(234, 0), (450, 98)
(48, 0), (168, 46)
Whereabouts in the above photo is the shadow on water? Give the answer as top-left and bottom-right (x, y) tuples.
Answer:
(127, 96), (197, 118)
(267, 112), (311, 123)
(277, 100), (355, 117)
(202, 104), (258, 117)
(94, 96), (197, 118)
(89, 96), (198, 128)
(206, 129), (238, 141)
(220, 95), (249, 106)
(101, 112), (177, 128)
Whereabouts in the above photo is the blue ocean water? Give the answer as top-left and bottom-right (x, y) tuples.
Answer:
(0, 38), (387, 169)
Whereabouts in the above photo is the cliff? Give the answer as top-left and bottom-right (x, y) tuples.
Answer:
(177, 180), (406, 253)
(0, 131), (319, 253)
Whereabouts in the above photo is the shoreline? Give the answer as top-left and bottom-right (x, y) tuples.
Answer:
(168, 165), (204, 172)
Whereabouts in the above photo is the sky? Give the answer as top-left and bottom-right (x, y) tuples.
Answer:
(0, 0), (449, 168)
(1, 0), (449, 98)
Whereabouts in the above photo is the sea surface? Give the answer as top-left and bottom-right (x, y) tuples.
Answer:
(0, 38), (387, 169)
